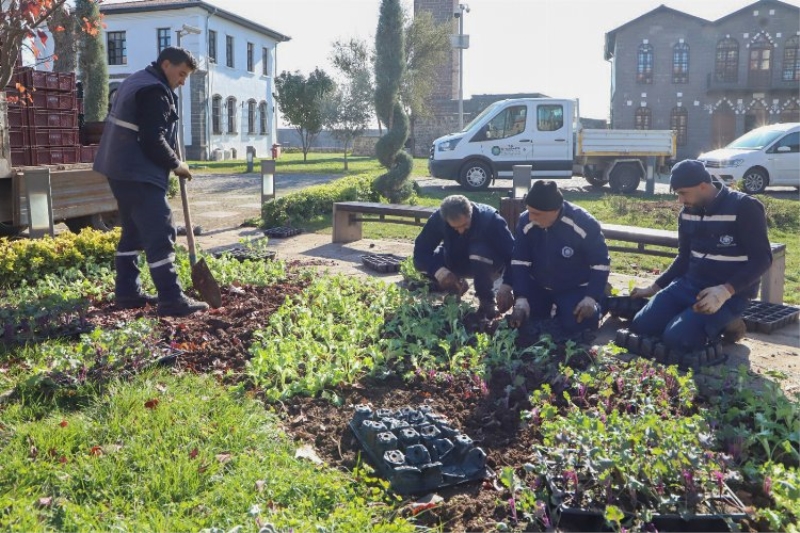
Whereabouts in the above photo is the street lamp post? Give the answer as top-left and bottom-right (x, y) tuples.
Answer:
(452, 4), (470, 130)
(175, 24), (202, 160)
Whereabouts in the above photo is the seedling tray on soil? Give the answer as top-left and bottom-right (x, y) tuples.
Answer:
(213, 245), (276, 262)
(742, 301), (800, 334)
(349, 404), (493, 495)
(605, 296), (648, 320)
(360, 253), (405, 274)
(263, 226), (302, 238)
(614, 328), (726, 370)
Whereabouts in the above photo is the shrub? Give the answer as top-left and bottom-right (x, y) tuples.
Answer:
(0, 229), (119, 289)
(261, 173), (382, 227)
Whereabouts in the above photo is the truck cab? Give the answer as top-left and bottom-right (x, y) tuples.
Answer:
(429, 98), (576, 190)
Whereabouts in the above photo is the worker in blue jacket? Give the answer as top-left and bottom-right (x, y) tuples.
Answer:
(630, 160), (772, 352)
(94, 47), (208, 317)
(414, 195), (514, 318)
(508, 181), (611, 336)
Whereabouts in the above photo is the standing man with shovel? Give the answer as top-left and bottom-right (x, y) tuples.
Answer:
(94, 47), (211, 317)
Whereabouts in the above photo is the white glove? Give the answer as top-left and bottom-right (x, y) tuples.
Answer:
(631, 283), (660, 299)
(508, 297), (530, 328)
(496, 284), (514, 313)
(173, 160), (192, 180)
(694, 284), (733, 314)
(574, 296), (598, 323)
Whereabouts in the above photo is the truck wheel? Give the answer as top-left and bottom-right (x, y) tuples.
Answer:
(583, 166), (607, 188)
(459, 161), (492, 191)
(65, 212), (119, 233)
(741, 168), (768, 195)
(609, 163), (642, 194)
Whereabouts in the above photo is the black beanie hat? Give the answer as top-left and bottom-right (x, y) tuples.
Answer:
(525, 180), (564, 211)
(670, 159), (712, 190)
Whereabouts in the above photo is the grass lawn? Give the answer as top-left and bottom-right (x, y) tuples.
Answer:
(190, 152), (430, 178)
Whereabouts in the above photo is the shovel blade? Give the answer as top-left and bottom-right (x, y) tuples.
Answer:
(191, 258), (222, 308)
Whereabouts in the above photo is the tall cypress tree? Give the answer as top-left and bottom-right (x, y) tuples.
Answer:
(373, 0), (413, 203)
(76, 0), (108, 122)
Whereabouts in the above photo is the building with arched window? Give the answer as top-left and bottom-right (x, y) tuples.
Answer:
(97, 0), (290, 160)
(605, 0), (799, 159)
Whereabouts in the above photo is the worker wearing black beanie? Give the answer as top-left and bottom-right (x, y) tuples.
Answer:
(505, 181), (611, 340)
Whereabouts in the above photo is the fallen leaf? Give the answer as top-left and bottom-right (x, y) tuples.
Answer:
(295, 444), (323, 465)
(90, 446), (103, 456)
(59, 455), (68, 464)
(189, 448), (199, 459)
(144, 399), (159, 409)
(409, 493), (443, 515)
(216, 452), (232, 464)
(37, 497), (52, 507)
(156, 383), (168, 393)
(255, 479), (265, 492)
(59, 420), (68, 428)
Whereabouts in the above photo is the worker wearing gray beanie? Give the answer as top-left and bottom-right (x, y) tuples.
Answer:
(504, 181), (610, 340)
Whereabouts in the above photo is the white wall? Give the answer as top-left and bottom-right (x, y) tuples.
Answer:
(35, 6), (281, 160)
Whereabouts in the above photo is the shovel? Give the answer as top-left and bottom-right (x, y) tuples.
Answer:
(178, 175), (222, 308)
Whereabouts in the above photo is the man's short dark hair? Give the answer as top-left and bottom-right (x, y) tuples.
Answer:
(157, 47), (198, 70)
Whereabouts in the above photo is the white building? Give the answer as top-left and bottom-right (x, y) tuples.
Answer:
(99, 0), (290, 160)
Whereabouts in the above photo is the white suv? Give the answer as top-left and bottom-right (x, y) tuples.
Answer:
(698, 123), (800, 194)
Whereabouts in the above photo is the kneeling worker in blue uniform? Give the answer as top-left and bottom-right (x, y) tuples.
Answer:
(94, 47), (208, 317)
(508, 181), (611, 336)
(414, 195), (514, 318)
(630, 160), (771, 352)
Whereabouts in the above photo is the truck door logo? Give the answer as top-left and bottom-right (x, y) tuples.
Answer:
(491, 146), (501, 156)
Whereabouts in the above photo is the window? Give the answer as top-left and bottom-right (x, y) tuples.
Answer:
(771, 132), (799, 153)
(636, 43), (653, 84)
(226, 35), (234, 67)
(247, 42), (254, 72)
(157, 28), (171, 53)
(635, 107), (651, 130)
(782, 36), (800, 81)
(208, 30), (217, 63)
(259, 101), (267, 134)
(211, 95), (222, 134)
(226, 97), (237, 133)
(262, 47), (270, 76)
(715, 38), (739, 82)
(107, 31), (127, 65)
(670, 107), (688, 146)
(537, 105), (564, 131)
(247, 99), (256, 134)
(749, 33), (773, 86)
(672, 42), (689, 83)
(475, 105), (527, 141)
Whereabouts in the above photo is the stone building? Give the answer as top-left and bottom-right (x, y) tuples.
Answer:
(605, 0), (800, 160)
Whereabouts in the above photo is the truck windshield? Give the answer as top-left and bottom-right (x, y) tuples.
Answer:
(726, 129), (784, 150)
(460, 102), (501, 132)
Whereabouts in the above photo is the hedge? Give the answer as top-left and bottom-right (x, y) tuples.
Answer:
(261, 173), (384, 227)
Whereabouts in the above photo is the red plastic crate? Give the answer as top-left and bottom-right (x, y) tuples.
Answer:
(31, 92), (77, 111)
(80, 144), (99, 163)
(10, 148), (32, 166)
(29, 146), (80, 165)
(7, 107), (25, 127)
(33, 129), (79, 147)
(56, 72), (75, 92)
(8, 128), (31, 148)
(29, 109), (78, 129)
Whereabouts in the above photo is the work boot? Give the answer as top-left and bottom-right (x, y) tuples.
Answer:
(477, 297), (499, 319)
(721, 317), (747, 345)
(116, 292), (158, 310)
(157, 294), (209, 317)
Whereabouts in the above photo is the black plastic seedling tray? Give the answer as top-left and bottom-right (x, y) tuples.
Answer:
(263, 226), (302, 238)
(605, 296), (648, 320)
(360, 253), (405, 274)
(742, 301), (800, 334)
(349, 404), (493, 495)
(213, 243), (276, 262)
(614, 328), (726, 370)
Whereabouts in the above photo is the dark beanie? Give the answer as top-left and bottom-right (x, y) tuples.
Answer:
(670, 159), (711, 189)
(525, 180), (564, 211)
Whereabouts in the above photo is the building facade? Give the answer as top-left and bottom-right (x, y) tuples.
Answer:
(98, 0), (290, 160)
(605, 0), (800, 160)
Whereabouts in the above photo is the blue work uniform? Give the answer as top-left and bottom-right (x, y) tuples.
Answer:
(631, 184), (772, 351)
(511, 201), (611, 335)
(414, 202), (514, 300)
(94, 63), (184, 303)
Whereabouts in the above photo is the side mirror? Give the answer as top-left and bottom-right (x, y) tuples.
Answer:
(776, 145), (791, 153)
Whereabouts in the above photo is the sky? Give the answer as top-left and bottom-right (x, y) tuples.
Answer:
(108, 0), (800, 120)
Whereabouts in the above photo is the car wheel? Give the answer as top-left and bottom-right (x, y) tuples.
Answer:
(741, 168), (768, 195)
(65, 212), (119, 233)
(609, 163), (642, 194)
(459, 161), (492, 191)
